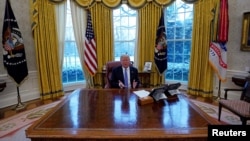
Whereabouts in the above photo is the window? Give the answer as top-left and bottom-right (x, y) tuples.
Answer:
(62, 1), (84, 84)
(62, 1), (192, 85)
(113, 4), (137, 61)
(165, 0), (193, 83)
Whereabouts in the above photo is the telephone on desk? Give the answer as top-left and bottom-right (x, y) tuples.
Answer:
(138, 83), (181, 105)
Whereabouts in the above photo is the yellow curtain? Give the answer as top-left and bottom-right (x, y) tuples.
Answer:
(30, 0), (201, 91)
(187, 0), (219, 97)
(90, 4), (113, 88)
(30, 0), (64, 99)
(138, 3), (164, 87)
(74, 0), (180, 8)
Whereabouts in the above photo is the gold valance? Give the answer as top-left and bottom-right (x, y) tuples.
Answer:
(102, 0), (121, 8)
(75, 0), (96, 7)
(127, 0), (147, 8)
(49, 0), (66, 4)
(62, 0), (200, 9)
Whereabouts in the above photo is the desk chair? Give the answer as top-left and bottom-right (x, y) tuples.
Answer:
(104, 61), (136, 88)
(218, 81), (250, 125)
(104, 61), (122, 88)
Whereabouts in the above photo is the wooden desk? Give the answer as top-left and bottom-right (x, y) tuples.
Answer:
(101, 71), (152, 88)
(26, 89), (221, 141)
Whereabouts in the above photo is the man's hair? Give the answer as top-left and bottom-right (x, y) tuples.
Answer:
(120, 54), (130, 60)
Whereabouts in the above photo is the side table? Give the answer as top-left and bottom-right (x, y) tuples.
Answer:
(232, 75), (247, 87)
(0, 80), (6, 92)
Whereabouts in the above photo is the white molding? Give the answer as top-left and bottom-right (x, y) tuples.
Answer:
(166, 70), (248, 100)
(213, 70), (247, 99)
(63, 81), (86, 93)
(0, 71), (40, 108)
(0, 71), (86, 109)
(0, 70), (247, 108)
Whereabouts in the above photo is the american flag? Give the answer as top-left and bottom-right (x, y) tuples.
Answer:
(84, 11), (97, 76)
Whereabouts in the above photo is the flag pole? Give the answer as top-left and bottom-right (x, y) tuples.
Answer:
(3, 0), (28, 110)
(12, 86), (26, 110)
(215, 80), (221, 100)
(158, 74), (162, 87)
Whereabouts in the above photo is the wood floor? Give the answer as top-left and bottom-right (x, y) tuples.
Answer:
(0, 94), (67, 120)
(0, 90), (219, 120)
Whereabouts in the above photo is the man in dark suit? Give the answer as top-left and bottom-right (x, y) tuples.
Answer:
(111, 54), (140, 89)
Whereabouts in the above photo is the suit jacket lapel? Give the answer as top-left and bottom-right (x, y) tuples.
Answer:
(130, 68), (134, 82)
(119, 66), (125, 83)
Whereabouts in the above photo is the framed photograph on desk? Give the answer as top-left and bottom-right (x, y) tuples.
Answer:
(143, 62), (152, 72)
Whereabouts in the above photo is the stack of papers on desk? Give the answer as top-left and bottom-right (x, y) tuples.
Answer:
(133, 90), (150, 98)
(168, 89), (181, 95)
(133, 90), (154, 105)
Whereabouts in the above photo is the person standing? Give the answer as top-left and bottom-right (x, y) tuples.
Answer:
(111, 54), (140, 88)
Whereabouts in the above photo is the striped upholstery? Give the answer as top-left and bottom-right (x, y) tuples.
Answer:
(218, 81), (250, 125)
(219, 100), (250, 117)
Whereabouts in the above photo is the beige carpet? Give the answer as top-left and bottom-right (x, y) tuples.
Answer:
(190, 99), (250, 125)
(0, 99), (247, 141)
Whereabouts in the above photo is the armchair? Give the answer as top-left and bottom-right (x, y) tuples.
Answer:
(218, 81), (250, 125)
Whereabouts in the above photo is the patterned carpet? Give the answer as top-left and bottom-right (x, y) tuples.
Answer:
(0, 99), (247, 141)
(0, 101), (60, 141)
(191, 99), (249, 125)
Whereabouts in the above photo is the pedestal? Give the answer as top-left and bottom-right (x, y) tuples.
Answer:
(0, 80), (6, 92)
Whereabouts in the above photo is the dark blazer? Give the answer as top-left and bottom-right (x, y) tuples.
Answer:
(110, 66), (140, 88)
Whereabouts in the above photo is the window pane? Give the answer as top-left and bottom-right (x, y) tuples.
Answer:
(62, 0), (84, 84)
(113, 4), (137, 61)
(165, 0), (193, 83)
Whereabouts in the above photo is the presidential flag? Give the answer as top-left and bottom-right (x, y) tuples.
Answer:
(154, 12), (167, 75)
(209, 0), (228, 82)
(2, 0), (28, 85)
(209, 42), (227, 82)
(84, 11), (97, 76)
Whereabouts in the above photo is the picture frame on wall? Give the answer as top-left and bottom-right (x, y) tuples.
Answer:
(143, 62), (152, 72)
(241, 12), (250, 51)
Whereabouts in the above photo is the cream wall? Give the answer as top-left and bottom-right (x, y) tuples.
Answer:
(0, 0), (249, 108)
(214, 0), (250, 100)
(228, 0), (250, 70)
(0, 0), (39, 108)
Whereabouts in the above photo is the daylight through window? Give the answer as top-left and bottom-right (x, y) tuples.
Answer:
(113, 4), (137, 61)
(165, 0), (193, 83)
(62, 0), (84, 84)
